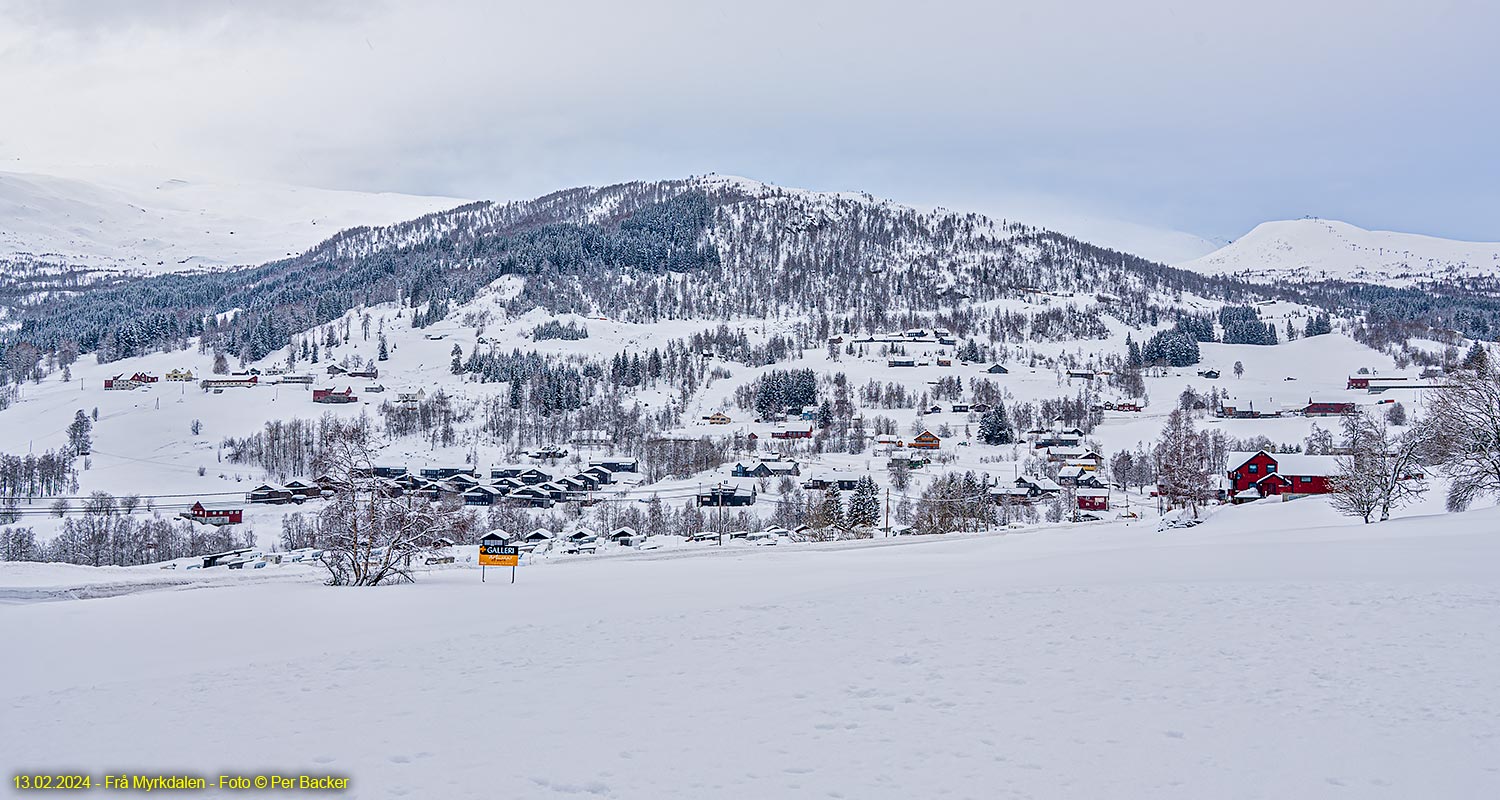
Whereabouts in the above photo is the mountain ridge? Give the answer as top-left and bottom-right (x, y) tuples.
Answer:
(1176, 218), (1500, 285)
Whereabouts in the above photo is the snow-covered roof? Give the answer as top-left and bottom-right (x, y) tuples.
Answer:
(1227, 451), (1342, 477)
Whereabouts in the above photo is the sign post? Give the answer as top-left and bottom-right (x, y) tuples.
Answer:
(479, 542), (520, 583)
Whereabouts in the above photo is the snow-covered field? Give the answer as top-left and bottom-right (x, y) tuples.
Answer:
(0, 164), (469, 273)
(2, 499), (1497, 798)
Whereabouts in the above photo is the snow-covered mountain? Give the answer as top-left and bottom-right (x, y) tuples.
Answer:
(1176, 218), (1500, 285)
(0, 165), (470, 273)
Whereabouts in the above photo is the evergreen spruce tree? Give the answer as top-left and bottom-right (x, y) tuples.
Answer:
(847, 477), (881, 528)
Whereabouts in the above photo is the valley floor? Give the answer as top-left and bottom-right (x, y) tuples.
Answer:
(3, 500), (1497, 799)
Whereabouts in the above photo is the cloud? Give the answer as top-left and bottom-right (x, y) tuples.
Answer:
(0, 0), (1496, 242)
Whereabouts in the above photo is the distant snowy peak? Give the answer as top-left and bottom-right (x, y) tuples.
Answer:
(0, 167), (470, 274)
(1176, 218), (1500, 285)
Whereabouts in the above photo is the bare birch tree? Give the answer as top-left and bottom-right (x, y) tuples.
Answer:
(312, 419), (457, 586)
(1420, 370), (1500, 511)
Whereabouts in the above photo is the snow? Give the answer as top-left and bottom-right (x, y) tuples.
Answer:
(695, 174), (1220, 265)
(0, 164), (469, 273)
(2, 500), (1498, 797)
(1177, 218), (1500, 285)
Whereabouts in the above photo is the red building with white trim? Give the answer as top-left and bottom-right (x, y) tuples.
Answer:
(1076, 488), (1109, 511)
(184, 501), (243, 526)
(1226, 451), (1340, 502)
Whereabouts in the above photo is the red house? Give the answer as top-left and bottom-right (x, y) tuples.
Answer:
(770, 427), (813, 440)
(184, 501), (243, 526)
(313, 387), (357, 404)
(1076, 488), (1109, 511)
(1301, 400), (1356, 417)
(1226, 451), (1340, 502)
(130, 372), (158, 383)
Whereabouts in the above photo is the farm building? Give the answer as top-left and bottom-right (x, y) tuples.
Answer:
(164, 368), (195, 381)
(281, 479), (321, 499)
(770, 428), (813, 440)
(246, 484), (296, 504)
(1076, 489), (1110, 512)
(697, 485), (757, 507)
(313, 387), (357, 404)
(1300, 400), (1356, 417)
(183, 502), (243, 526)
(1226, 451), (1341, 502)
(200, 375), (258, 389)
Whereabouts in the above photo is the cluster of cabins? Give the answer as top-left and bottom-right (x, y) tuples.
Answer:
(481, 526), (641, 554)
(213, 460), (641, 511)
(920, 402), (993, 415)
(339, 459), (640, 508)
(991, 472), (1110, 515)
(834, 327), (959, 348)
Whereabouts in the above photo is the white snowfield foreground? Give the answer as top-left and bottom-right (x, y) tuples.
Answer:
(2, 501), (1497, 799)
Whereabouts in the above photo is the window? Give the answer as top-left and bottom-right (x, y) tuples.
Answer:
(1300, 476), (1311, 484)
(1248, 464), (1258, 473)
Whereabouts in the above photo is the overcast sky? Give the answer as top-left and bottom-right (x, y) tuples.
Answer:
(1, 0), (1496, 247)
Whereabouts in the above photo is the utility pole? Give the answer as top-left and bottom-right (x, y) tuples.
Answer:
(883, 487), (890, 535)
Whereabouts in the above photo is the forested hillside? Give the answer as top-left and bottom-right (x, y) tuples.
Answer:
(1, 177), (1265, 371)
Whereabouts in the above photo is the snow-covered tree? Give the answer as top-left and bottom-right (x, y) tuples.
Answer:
(312, 420), (458, 586)
(1333, 411), (1426, 523)
(1154, 409), (1212, 517)
(66, 410), (92, 457)
(812, 484), (844, 530)
(1420, 370), (1500, 511)
(977, 404), (1013, 445)
(847, 477), (880, 528)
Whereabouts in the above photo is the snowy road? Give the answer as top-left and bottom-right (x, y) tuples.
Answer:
(2, 503), (1498, 799)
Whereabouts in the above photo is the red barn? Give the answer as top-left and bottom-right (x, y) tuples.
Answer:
(1301, 400), (1356, 417)
(770, 427), (813, 440)
(130, 372), (158, 383)
(1227, 451), (1340, 501)
(185, 501), (243, 526)
(1076, 488), (1109, 511)
(313, 387), (357, 404)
